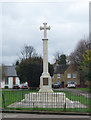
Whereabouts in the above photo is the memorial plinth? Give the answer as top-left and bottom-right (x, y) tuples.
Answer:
(21, 92), (66, 108)
(39, 73), (53, 92)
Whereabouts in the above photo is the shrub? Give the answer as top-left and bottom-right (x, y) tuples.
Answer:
(4, 86), (8, 89)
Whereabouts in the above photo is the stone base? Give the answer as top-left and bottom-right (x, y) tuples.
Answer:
(8, 99), (87, 108)
(21, 92), (66, 108)
(8, 92), (87, 109)
(39, 73), (53, 93)
(39, 86), (53, 93)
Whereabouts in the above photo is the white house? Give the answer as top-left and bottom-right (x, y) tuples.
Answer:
(1, 65), (20, 88)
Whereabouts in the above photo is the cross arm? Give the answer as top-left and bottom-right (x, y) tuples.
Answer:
(40, 26), (44, 30)
(46, 26), (51, 30)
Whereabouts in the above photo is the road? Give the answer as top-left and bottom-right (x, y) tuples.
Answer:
(2, 113), (90, 119)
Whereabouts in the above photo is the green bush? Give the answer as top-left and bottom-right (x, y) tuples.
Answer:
(4, 86), (8, 89)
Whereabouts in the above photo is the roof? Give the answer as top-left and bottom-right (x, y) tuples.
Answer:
(54, 64), (69, 74)
(2, 65), (18, 77)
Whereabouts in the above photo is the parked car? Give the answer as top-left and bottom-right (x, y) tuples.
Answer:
(13, 84), (20, 89)
(52, 84), (61, 89)
(67, 83), (76, 88)
(22, 84), (29, 89)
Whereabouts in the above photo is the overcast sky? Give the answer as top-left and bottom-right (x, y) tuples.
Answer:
(1, 0), (90, 65)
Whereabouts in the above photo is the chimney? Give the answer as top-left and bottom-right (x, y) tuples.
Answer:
(56, 59), (58, 64)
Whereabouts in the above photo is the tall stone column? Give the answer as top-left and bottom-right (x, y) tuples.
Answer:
(43, 38), (48, 74)
(39, 23), (53, 93)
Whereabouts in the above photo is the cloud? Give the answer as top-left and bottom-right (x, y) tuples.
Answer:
(2, 1), (89, 64)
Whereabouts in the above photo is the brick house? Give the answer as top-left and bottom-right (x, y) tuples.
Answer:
(52, 63), (80, 87)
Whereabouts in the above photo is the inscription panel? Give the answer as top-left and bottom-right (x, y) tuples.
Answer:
(43, 78), (48, 85)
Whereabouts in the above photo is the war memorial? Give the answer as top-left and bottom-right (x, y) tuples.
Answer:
(8, 23), (86, 109)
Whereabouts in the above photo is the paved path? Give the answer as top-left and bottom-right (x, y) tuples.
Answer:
(2, 113), (90, 119)
(54, 88), (91, 98)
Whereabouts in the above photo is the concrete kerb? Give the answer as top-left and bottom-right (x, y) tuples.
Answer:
(2, 109), (91, 116)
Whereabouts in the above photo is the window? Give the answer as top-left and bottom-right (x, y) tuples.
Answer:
(73, 74), (77, 78)
(67, 74), (71, 78)
(57, 74), (60, 78)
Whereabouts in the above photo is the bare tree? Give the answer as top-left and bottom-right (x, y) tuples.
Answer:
(68, 38), (89, 87)
(19, 45), (37, 61)
(53, 51), (60, 63)
(69, 39), (88, 66)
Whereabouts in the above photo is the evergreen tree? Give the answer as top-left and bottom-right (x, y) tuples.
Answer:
(58, 54), (66, 65)
(16, 57), (54, 87)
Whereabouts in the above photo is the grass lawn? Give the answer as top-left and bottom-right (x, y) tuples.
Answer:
(5, 107), (90, 113)
(1, 90), (91, 112)
(76, 88), (90, 93)
(4, 108), (90, 113)
(0, 91), (2, 108)
(2, 90), (33, 107)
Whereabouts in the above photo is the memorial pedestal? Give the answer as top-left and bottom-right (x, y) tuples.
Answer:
(39, 73), (53, 93)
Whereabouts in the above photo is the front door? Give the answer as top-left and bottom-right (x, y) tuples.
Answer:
(13, 77), (16, 85)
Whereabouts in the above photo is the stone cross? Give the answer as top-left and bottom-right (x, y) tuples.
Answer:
(39, 23), (53, 93)
(40, 23), (50, 38)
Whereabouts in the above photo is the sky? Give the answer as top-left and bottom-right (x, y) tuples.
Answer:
(1, 0), (90, 65)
